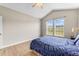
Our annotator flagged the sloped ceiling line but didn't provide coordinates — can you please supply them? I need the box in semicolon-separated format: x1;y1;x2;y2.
0;3;79;19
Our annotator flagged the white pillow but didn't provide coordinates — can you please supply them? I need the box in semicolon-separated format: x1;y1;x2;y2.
76;39;79;46
75;35;79;41
74;35;79;45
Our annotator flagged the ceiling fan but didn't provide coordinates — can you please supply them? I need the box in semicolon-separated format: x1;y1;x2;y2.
32;3;44;8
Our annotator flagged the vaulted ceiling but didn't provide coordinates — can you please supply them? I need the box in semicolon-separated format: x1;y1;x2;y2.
0;3;79;19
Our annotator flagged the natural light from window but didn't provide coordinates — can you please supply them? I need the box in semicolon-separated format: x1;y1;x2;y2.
46;18;64;37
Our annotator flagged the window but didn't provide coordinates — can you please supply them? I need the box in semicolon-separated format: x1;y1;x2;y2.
46;18;64;37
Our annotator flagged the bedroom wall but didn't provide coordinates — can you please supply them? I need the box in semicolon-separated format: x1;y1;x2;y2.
0;6;40;46
76;9;79;28
75;9;79;35
41;9;78;38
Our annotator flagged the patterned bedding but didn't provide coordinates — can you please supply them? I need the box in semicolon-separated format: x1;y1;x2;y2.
30;36;79;56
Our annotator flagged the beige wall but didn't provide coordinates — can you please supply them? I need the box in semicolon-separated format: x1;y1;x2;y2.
76;9;79;27
41;9;78;38
0;6;40;46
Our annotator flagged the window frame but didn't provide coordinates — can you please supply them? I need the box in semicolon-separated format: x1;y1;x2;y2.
46;17;64;37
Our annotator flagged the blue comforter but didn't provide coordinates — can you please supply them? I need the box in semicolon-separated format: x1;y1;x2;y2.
30;36;79;56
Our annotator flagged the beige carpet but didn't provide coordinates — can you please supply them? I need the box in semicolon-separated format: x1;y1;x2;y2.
0;41;38;56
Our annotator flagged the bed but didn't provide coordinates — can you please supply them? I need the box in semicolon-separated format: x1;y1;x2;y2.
30;36;79;56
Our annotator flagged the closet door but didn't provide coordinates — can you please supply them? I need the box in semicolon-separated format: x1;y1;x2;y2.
0;16;3;46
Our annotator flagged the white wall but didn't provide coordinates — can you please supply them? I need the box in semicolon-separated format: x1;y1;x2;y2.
41;10;78;38
0;6;40;46
0;16;3;46
76;9;79;27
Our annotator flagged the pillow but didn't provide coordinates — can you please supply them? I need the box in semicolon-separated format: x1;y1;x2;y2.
74;35;79;45
75;38;79;46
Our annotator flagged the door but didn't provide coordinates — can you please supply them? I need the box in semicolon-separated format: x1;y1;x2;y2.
46;19;54;35
54;18;64;37
0;16;3;46
46;18;64;37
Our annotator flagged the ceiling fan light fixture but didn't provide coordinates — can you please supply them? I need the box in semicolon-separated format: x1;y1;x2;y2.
32;3;44;8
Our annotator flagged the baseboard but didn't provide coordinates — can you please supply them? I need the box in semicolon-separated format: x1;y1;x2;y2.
0;39;32;49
